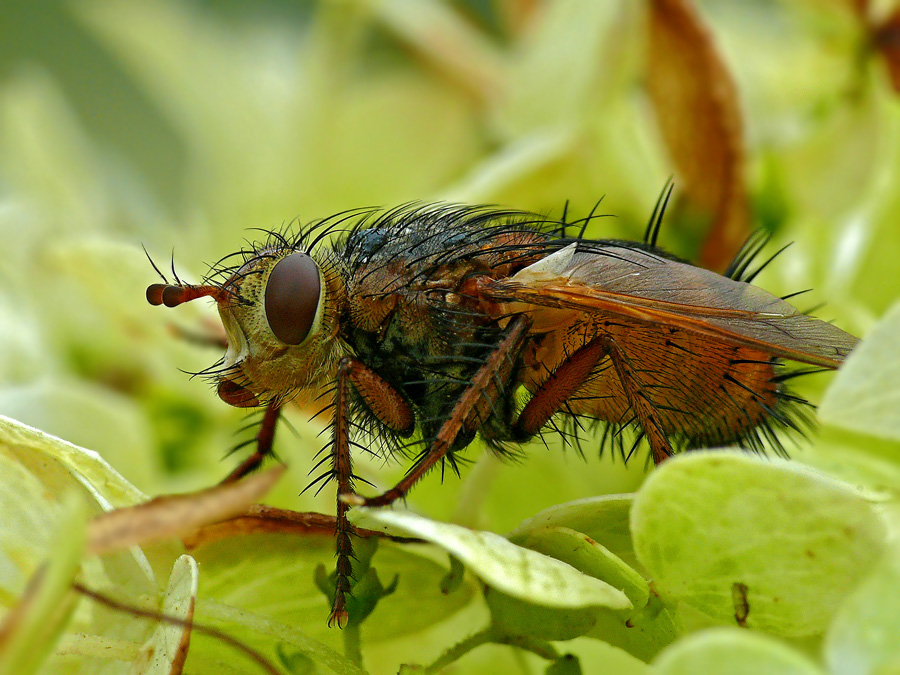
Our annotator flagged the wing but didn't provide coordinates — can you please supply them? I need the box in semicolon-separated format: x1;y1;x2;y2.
482;242;858;369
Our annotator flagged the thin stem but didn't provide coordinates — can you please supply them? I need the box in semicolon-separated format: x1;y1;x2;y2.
497;634;561;662
424;627;495;673
343;623;363;667
423;626;563;673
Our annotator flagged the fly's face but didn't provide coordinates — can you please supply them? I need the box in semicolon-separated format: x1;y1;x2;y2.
147;248;345;408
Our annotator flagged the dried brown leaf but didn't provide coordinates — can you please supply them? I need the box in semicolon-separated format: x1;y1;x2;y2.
646;0;749;271
182;505;338;548
872;8;900;92
183;504;420;549
87;467;285;556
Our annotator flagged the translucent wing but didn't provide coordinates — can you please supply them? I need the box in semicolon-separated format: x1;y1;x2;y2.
483;242;858;369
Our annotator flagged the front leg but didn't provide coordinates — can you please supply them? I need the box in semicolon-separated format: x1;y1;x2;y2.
328;357;416;627
328;359;355;627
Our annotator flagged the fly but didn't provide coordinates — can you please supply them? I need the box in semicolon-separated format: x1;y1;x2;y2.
146;194;858;627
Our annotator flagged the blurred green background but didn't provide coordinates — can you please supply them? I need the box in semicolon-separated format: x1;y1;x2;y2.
1;0;899;671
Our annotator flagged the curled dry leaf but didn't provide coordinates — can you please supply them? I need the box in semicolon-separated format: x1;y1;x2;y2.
182;505;339;548
87;467;285;556
182;504;420;549
871;7;900;93
646;0;749;271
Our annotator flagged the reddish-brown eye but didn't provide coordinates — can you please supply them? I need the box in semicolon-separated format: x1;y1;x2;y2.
264;252;321;345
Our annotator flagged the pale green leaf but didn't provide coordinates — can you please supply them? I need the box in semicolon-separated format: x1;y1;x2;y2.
0;416;181;674
0;451;66;599
0;418;156;608
820;301;900;442
585;595;678;663
191;531;474;645
511;526;647;609
824;545;900;675
653;628;824;675
0;492;86;675
631;451;886;636
136;555;198;675
0;414;145;509
506;517;676;661
506;494;637;569
353;508;630;610
487;526;648;642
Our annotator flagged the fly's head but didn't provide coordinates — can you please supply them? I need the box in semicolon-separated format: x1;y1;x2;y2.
147;247;345;408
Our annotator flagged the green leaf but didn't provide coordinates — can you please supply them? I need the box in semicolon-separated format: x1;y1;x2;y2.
485;590;602;642
507;494;638;570
353;508;631;611
631;451;887;636
585;593;678;663
0;413;145;509
314;538;399;629
545;653;582;675
137;555;199;675
486;524;645;642
511;527;648;609
824;545;900;675
0;492;86;675
187;600;365;675
439;554;466;595
191;530;474;646
510;519;676;661
275;645;317;675
0;415;201;673
820;301;900;442
653;628;824;675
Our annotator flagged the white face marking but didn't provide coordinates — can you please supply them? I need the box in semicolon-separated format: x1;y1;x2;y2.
219;308;250;368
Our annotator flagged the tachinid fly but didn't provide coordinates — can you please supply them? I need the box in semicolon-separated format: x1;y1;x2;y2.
146;197;858;626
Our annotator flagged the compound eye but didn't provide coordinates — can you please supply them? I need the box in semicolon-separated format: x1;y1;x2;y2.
264;252;321;345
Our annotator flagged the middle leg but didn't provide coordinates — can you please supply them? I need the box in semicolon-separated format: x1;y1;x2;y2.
351;316;531;508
